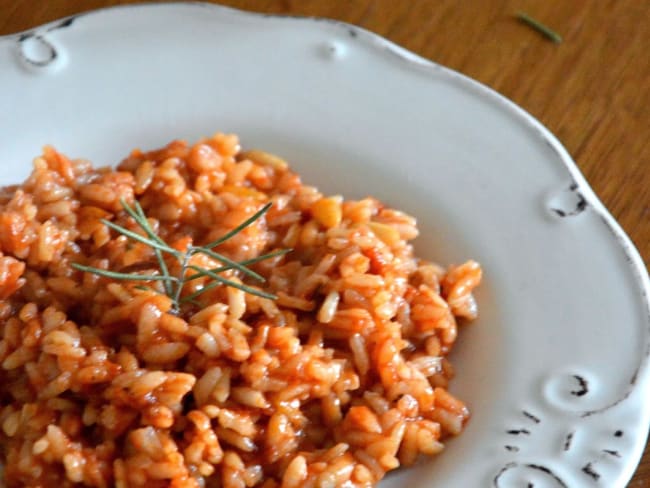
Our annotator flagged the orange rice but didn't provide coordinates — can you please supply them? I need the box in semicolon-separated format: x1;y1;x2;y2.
0;134;482;487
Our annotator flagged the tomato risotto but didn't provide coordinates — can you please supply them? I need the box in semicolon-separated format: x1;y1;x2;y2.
0;134;481;487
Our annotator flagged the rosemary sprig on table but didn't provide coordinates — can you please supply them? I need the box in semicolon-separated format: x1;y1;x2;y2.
72;199;289;312
516;12;563;44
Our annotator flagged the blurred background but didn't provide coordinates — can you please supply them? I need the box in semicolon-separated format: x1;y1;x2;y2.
1;0;649;485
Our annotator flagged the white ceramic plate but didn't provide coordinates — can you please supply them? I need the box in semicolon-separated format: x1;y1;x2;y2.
1;4;649;487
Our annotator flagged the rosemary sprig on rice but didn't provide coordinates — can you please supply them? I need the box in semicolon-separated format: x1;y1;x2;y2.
72;198;288;311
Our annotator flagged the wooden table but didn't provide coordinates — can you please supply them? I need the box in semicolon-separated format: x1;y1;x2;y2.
1;0;649;484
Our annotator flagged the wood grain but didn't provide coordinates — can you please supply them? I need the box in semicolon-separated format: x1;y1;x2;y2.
1;0;649;484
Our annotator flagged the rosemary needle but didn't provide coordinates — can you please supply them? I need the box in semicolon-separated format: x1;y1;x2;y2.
184;249;292;283
100;219;179;255
191;246;265;282
121;198;173;296
203;202;273;249
517;12;562;44
187;265;277;301
70;263;176;282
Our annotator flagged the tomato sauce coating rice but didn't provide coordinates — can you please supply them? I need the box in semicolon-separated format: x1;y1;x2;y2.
0;134;481;487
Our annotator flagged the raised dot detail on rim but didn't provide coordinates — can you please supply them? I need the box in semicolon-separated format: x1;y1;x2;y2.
319;41;347;60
